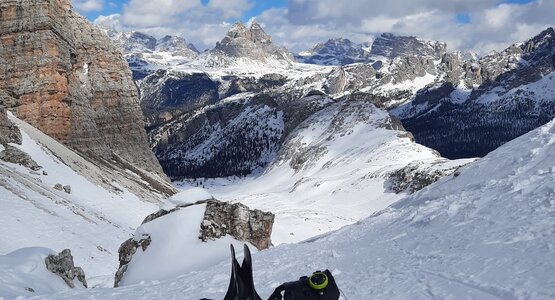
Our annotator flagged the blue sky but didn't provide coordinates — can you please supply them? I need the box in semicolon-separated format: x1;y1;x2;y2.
79;0;533;22
75;0;551;54
80;0;289;22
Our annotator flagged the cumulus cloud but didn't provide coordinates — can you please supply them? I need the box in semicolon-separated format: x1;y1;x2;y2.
93;0;555;55
73;0;104;12
261;0;555;54
94;0;255;51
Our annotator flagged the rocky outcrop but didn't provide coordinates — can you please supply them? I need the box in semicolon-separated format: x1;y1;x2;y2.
200;200;275;250
396;27;555;159
370;33;447;59
114;235;151;287
113;199;274;287
44;249;87;288
213;21;295;62
0;145;41;170
0;0;167;180
388;161;462;194
0;112;21;146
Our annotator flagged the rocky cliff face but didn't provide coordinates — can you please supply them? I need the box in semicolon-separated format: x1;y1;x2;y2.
0;0;167;180
395;28;555;158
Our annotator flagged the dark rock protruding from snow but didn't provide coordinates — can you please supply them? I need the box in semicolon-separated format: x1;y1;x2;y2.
44;249;87;289
0;145;41;171
114;199;274;287
0;91;22;145
114;236;151;287
200;200;275;251
388;161;465;193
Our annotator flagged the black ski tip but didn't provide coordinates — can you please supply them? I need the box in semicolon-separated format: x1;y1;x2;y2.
230;244;236;258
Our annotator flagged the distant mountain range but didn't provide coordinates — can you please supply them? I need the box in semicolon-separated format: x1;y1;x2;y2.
102;21;555;178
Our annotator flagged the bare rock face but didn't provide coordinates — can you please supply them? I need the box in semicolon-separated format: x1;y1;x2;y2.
213;21;295;62
114;235;151;287
199;200;275;251
0;0;166;179
371;33;447;59
0;112;21;145
388;161;466;194
44;249;87;288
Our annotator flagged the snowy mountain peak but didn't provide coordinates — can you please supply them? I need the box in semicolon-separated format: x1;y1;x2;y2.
371;33;447;59
117;31;158;53
212;21;294;62
155;35;199;57
296;37;372;65
248;20;272;44
520;26;554;54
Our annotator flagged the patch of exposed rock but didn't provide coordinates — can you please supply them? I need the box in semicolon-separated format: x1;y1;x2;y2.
114;235;151;287
44;249;87;288
114;199;274;287
0;145;41;170
0;91;21;145
371;33;447;59
199;200;274;250
388;161;464;194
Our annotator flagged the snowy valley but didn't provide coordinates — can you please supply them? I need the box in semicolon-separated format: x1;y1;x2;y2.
1;0;554;299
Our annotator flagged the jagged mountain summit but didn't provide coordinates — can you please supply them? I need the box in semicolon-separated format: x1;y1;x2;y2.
296;33;447;66
395;27;555;158
212;21;295;63
370;33;447;59
112;31;199;58
296;38;373;65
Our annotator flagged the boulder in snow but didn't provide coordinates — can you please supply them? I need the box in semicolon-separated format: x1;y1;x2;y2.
199;200;274;250
114;199;274;287
44;249;87;288
0;145;41;171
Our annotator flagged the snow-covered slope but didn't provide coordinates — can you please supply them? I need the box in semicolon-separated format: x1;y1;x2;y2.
0;248;86;298
33;110;555;300
0;115;164;288
185;99;471;245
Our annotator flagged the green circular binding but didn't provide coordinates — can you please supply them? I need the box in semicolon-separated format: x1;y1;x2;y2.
308;272;328;290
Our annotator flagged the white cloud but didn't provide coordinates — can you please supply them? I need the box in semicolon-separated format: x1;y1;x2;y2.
73;0;104;12
93;0;555;55
94;0;255;50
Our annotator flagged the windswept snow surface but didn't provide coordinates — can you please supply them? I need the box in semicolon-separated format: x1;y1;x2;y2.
34;118;555;300
161;187;213;210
